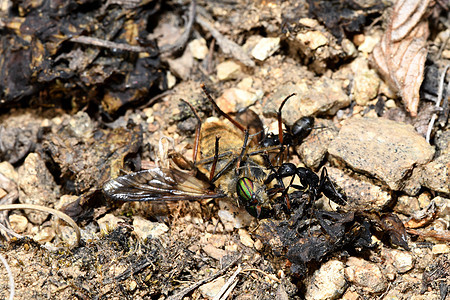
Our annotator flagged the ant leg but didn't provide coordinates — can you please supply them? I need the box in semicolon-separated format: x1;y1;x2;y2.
180;99;202;164
201;84;246;132
209;136;221;182
211;157;238;184
318;167;347;206
263;155;292;210
235;129;250;175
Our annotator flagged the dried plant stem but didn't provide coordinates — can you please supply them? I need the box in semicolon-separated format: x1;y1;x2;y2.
426;64;449;143
70;36;156;54
0;253;15;300
213;264;242;300
0;204;81;248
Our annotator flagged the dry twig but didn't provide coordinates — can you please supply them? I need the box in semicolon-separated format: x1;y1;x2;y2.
0;204;81;248
0;253;14;300
196;14;255;67
213;264;242;300
167;254;242;300
69;36;157;55
426;64;449;143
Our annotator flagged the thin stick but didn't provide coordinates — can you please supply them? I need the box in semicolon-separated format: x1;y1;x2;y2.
0;253;14;300
0;222;24;239
70;36;157;54
213;264;242;300
0;204;81;248
167;254;241;300
241;268;281;283
426;64;449;143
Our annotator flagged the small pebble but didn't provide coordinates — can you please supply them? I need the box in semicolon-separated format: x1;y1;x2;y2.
432;244;450;254
9;214;28;233
352;69;380;105
217;60;242;81
188;38;209;60
166;71;176;89
341;39;357;57
238;229;254;248
394;195;420;216
202;244;227;261
296;31;328;50
132;216;169;240
33;226;56;243
251;37;281;61
127;280;137;292
353;34;365;46
218;200;253;229
254;239;263;251
345;257;387;294
384;249;414;273
97;214;124;233
199;277;225;298
342;290;361;300
305;260;347;300
358;34;380;53
0;161;18;183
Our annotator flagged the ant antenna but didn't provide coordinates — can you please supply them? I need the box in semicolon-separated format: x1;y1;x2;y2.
277;93;297;145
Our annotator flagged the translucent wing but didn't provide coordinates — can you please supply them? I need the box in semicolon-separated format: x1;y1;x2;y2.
103;167;226;202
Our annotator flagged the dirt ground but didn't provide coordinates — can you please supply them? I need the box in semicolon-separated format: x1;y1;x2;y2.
0;0;449;299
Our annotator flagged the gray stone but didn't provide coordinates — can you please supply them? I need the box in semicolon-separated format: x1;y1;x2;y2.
305;260;347;300
326;167;392;210
421;153;449;195
18;153;60;224
264;78;350;125
352;69;380;106
328;117;435;191
296;119;338;169
345;257;387;294
132;216;169;240
251;37;280;61
217;60;242;81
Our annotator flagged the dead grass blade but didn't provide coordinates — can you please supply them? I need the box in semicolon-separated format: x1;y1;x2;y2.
0;204;81;248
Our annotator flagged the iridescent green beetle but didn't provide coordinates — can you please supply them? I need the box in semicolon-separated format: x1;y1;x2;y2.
236;177;273;219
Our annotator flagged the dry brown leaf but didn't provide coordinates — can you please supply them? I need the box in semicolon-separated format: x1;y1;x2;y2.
372;0;431;117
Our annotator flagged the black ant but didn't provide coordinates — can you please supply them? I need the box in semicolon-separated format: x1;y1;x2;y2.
264;161;347;213
260;93;314;148
259;94;315;163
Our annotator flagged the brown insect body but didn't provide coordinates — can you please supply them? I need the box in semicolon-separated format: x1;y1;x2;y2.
103;87;276;218
195;116;270;209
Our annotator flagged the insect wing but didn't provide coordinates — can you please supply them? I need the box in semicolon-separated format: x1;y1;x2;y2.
103;168;225;202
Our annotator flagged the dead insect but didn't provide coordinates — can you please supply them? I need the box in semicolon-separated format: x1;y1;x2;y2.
103;84;278;219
